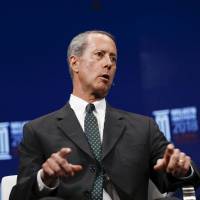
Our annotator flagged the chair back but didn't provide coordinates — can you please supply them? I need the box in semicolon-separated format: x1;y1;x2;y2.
182;186;196;200
1;175;17;200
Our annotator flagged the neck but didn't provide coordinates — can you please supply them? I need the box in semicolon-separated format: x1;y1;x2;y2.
72;77;107;103
72;90;104;103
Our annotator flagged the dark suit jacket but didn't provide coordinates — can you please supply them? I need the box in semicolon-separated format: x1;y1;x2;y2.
10;104;200;200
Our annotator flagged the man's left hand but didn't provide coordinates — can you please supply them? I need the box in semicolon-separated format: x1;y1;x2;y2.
154;144;191;177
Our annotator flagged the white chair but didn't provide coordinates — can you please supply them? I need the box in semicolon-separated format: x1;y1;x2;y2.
1;175;17;200
148;180;167;200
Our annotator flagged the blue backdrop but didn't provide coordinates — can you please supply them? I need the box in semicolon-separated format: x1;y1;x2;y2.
0;0;200;198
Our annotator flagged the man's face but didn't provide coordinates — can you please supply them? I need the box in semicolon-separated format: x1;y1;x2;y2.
73;33;117;98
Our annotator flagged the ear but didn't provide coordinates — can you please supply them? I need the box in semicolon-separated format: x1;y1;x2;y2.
69;55;79;74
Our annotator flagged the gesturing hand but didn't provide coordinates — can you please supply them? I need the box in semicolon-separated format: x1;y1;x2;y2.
41;148;82;186
154;144;191;177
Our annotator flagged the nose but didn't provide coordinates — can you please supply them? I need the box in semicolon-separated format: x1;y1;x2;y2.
103;55;113;70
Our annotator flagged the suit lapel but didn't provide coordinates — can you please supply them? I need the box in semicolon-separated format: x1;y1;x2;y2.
55;103;125;160
56;104;94;159
102;106;125;160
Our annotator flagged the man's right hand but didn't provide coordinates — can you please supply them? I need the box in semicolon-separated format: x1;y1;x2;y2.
41;148;82;187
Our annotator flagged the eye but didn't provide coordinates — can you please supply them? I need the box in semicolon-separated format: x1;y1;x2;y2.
95;51;104;58
110;55;117;63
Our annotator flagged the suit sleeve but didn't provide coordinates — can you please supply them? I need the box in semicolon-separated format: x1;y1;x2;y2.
9;123;57;200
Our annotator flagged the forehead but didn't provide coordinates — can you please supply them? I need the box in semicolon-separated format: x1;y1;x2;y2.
85;33;117;54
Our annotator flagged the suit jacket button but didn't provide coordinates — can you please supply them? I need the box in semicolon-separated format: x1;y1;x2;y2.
89;165;96;173
105;174;111;182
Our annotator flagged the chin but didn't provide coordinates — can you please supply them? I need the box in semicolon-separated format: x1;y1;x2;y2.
93;86;110;99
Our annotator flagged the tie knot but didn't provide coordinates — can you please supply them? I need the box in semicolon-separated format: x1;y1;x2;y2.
85;103;95;113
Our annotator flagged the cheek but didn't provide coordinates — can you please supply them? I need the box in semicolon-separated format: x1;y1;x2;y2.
85;61;98;73
83;69;98;83
79;62;94;77
110;68;116;79
87;65;101;77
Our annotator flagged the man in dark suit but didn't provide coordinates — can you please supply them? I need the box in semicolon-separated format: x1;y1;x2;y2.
10;30;200;200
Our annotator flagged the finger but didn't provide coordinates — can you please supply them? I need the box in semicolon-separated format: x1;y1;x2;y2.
166;148;180;173
171;152;185;177
172;161;188;177
42;162;56;177
54;155;82;176
53;151;82;176
58;148;72;158
68;164;76;176
61;162;83;176
51;153;71;176
71;164;83;172
154;144;175;172
163;144;175;165
168;152;192;177
46;157;63;176
51;152;74;176
177;152;186;168
182;156;191;175
154;158;165;171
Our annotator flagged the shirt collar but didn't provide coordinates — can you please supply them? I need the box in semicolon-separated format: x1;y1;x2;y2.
69;94;106;114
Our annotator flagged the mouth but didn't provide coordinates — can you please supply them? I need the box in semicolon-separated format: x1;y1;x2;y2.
99;74;110;81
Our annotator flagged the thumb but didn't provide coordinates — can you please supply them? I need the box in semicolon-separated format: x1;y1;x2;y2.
154;158;166;171
154;144;174;171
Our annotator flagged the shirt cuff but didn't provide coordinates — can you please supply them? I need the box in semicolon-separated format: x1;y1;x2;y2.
37;169;60;191
178;165;194;180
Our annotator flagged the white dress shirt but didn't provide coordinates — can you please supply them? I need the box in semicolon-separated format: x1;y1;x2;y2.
69;94;106;141
37;94;112;200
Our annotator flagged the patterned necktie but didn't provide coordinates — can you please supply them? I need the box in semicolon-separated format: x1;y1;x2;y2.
84;103;103;200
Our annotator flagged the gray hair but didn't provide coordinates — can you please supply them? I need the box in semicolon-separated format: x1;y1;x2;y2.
67;30;116;78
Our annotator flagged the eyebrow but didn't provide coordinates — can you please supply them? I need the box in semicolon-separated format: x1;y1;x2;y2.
110;52;117;57
94;49;117;57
